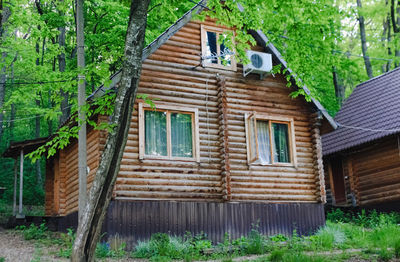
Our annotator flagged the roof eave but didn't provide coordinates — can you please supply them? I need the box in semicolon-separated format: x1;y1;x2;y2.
251;29;337;130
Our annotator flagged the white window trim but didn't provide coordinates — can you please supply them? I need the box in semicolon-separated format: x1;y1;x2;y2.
200;24;237;71
138;102;200;162
245;112;297;167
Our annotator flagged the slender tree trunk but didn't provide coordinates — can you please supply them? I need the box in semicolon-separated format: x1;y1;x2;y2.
10;103;15;136
332;66;345;106
76;0;87;223
357;0;373;78
71;0;150;260
0;53;5;140
0;2;10;141
58;24;70;124
35;99;42;185
48;90;53;135
8;48;15;139
382;2;391;73
387;15;392;71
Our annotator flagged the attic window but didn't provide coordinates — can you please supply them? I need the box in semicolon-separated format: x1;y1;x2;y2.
245;113;297;166
201;25;236;71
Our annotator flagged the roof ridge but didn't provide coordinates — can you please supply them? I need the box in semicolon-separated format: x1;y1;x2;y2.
335;67;400;120
356;67;400;88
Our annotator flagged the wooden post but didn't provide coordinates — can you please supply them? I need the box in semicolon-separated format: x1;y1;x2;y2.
13;158;17;216
17;149;25;218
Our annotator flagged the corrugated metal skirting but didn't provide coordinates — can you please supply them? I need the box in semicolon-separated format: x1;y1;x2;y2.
104;200;325;249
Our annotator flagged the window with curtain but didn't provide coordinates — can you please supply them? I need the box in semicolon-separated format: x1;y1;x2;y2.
139;103;199;162
245;113;295;166
201;25;236;70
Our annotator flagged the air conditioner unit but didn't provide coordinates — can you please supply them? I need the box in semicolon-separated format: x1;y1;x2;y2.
243;50;272;78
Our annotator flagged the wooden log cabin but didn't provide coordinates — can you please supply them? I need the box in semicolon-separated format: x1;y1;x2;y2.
322;68;400;211
44;2;337;246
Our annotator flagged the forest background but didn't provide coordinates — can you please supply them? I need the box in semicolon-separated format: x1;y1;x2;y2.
0;0;397;208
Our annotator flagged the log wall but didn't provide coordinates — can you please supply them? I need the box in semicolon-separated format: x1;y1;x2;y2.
46;18;325;216
325;135;400;207
45;125;101;216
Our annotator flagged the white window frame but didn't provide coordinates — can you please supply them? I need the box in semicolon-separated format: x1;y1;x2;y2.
138;102;200;162
245;112;297;167
200;24;237;71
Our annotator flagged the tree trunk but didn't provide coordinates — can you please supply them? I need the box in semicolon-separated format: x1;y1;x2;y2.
0;53;5;140
10;103;15;136
71;0;150;260
35;99;42;185
0;2;10;141
332;66;345;106
387;15;392;71
76;0;87;222
48;90;53;135
58;17;70;124
357;0;373;78
390;0;400;65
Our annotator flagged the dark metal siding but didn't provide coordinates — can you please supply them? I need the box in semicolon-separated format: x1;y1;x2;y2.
56;200;325;249
104;200;325;249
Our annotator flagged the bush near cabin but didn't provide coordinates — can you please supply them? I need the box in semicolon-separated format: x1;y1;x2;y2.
7;209;400;261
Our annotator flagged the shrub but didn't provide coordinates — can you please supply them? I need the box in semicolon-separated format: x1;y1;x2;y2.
327;208;349;223
17;223;48;240
314;223;346;249
243;226;265;254
96;243;111;258
270;234;287;242
108;234;127;258
94;235;127;258
133;233;193;260
134;240;157;258
395;239;400;258
268;248;285;262
58;228;76;258
378;248;392;262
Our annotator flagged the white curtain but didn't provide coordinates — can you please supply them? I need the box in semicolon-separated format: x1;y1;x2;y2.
257;120;271;164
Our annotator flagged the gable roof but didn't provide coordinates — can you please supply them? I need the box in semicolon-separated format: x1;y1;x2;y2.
322;67;400;156
92;0;336;129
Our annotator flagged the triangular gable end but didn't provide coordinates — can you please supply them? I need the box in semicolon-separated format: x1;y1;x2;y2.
92;0;336;131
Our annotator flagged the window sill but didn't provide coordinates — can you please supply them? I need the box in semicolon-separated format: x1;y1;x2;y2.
202;62;237;71
248;162;297;168
140;155;200;163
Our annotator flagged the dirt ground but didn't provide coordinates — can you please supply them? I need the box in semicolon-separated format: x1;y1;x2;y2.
0;227;149;261
0;227;70;262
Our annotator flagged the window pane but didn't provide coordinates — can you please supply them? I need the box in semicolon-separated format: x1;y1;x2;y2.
205;31;218;64
220;35;232;66
171;113;193;157
256;120;271;164
145;110;167;156
272;123;290;163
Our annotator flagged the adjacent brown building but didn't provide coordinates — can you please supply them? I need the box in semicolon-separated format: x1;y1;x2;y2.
44;3;336;246
322;68;400;210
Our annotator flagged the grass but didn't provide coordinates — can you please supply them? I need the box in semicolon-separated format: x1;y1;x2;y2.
0;199;44;224
8;209;400;261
